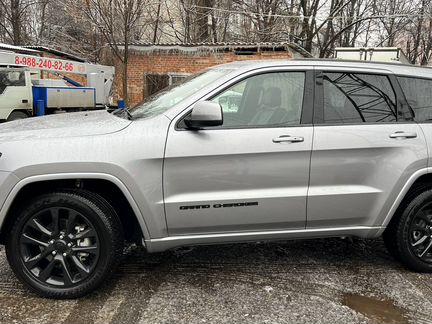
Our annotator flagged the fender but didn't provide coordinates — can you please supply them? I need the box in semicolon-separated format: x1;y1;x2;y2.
377;167;432;236
0;172;151;242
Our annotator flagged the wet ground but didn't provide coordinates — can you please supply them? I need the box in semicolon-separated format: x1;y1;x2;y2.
0;238;431;324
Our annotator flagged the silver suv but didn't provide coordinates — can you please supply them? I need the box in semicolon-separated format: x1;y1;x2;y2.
1;59;432;298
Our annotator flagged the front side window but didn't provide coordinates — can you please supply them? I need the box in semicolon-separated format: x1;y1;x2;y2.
211;72;305;128
322;72;397;124
0;70;25;95
397;76;432;122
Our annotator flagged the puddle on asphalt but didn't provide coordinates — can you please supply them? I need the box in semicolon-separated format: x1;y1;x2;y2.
342;293;408;323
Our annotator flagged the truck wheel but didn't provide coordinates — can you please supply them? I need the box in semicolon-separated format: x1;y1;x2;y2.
6;190;124;299
384;189;432;272
7;111;28;121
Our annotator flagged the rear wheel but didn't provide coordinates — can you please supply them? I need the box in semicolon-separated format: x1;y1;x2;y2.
6;190;124;298
384;189;432;272
7;111;28;121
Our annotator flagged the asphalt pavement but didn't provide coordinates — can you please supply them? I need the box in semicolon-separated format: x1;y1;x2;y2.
0;238;431;324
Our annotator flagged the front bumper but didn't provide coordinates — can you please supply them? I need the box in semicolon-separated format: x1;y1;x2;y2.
0;171;19;231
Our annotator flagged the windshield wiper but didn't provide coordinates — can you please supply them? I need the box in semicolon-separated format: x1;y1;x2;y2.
124;109;133;120
111;108;133;120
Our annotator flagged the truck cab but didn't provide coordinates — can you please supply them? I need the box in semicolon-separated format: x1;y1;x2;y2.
0;66;33;121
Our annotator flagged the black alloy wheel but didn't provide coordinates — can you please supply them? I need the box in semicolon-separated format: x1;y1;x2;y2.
408;205;432;262
384;189;432;272
20;206;100;287
6;190;124;298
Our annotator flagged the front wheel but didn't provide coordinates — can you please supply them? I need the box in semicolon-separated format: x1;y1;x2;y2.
6;190;124;298
384;189;432;272
7;111;28;121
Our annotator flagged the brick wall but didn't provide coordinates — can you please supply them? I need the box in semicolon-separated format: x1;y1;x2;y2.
114;49;293;106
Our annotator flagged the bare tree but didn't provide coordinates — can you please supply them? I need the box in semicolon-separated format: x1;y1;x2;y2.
317;0;377;57
1;0;432;66
0;0;35;44
400;0;432;64
80;0;146;105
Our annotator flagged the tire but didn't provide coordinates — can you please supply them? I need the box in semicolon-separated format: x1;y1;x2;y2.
383;189;432;272
6;190;124;298
7;111;28;121
383;221;400;261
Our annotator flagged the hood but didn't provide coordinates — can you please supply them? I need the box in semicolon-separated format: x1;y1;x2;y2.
0;110;132;143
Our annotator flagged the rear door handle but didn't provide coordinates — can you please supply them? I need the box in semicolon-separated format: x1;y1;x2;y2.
389;131;417;139
272;135;304;143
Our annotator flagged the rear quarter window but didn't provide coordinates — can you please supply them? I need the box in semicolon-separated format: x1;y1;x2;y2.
397;76;432;122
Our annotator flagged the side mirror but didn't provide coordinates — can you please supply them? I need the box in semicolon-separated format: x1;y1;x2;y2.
184;101;223;129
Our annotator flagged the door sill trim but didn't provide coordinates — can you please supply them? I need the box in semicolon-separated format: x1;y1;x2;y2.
145;226;383;252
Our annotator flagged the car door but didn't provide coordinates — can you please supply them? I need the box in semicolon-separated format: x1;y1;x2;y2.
163;68;314;235
307;68;428;228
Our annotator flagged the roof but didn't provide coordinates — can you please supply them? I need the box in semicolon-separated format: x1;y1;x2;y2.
0;42;88;62
23;46;87;62
0;43;39;55
122;41;313;58
213;58;432;78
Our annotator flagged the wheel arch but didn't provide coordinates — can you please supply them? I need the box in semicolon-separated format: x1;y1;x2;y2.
0;173;150;245
7;109;31;119
380;167;432;235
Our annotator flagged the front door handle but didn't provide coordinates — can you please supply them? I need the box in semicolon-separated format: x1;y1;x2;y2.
389;131;417;139
272;135;304;143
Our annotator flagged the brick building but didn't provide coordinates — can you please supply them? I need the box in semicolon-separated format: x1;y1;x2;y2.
114;42;312;106
0;42;312;107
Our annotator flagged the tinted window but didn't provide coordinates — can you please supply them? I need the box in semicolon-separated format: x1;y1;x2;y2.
212;72;305;127
323;73;397;124
397;76;432;122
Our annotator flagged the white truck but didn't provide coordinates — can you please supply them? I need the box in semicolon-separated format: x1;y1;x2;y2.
0;50;115;121
334;47;410;64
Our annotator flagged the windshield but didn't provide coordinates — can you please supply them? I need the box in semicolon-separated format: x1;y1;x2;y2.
129;68;234;119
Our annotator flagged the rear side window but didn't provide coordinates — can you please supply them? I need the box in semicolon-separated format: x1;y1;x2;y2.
322;72;397;124
397;77;432;122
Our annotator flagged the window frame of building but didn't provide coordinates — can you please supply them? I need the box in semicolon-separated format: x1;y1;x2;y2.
143;72;190;99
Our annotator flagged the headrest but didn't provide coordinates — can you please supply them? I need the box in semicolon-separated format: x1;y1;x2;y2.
261;87;282;107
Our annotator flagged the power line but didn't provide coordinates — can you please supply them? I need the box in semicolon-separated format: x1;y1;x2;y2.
190;4;432;21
